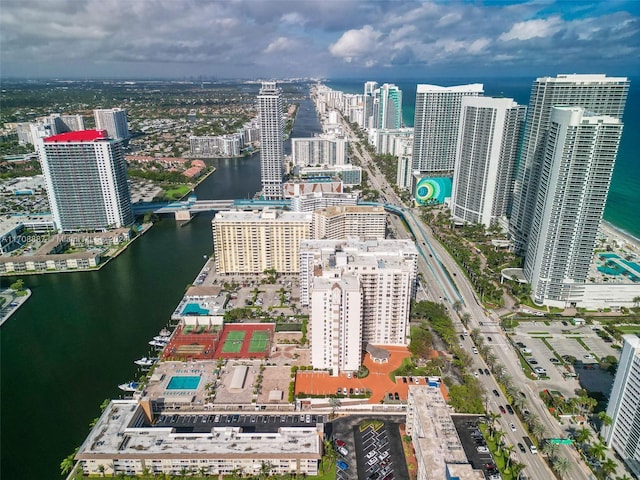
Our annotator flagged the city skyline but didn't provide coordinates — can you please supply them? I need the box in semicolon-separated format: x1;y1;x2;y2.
1;1;639;80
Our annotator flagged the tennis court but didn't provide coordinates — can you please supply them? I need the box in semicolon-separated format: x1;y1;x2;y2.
248;330;270;353
221;330;246;353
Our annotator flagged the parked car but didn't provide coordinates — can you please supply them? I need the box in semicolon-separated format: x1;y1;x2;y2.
335;439;346;447
337;460;348;471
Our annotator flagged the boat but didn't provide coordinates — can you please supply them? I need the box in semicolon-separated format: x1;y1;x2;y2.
118;381;139;392
152;336;169;343
149;340;168;348
134;357;157;367
158;328;171;337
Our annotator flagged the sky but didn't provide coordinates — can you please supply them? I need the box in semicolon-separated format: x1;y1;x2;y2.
1;0;639;80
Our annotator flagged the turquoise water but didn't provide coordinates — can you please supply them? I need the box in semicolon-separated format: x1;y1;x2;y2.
182;303;209;315
597;253;640;280
326;77;640;240
166;376;201;390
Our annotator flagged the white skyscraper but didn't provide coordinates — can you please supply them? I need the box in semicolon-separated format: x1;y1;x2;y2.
412;83;483;174
603;335;640;477
363;81;378;130
38;130;133;232
258;82;284;200
93;108;129;140
374;83;403;130
510;74;629;252
524;107;623;307
451;97;525;228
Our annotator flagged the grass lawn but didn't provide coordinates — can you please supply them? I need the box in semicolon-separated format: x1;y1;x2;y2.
164;184;191;200
617;325;640;334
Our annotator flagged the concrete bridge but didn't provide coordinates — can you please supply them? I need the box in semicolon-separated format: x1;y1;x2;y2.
131;197;291;220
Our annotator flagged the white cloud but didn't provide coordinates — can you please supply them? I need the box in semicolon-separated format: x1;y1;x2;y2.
265;37;294;54
499;17;563;41
329;25;381;62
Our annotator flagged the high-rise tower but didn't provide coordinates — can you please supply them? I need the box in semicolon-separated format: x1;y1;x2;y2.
258;81;284;200
451;96;525;228
38;130;133;232
374;83;403;130
93;108;130;140
523;107;623;307
363;81;378;130
509;74;629;252
412;83;483;174
603;335;640;478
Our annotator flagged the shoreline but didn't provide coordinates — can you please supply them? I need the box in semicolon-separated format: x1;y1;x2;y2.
601;220;640;254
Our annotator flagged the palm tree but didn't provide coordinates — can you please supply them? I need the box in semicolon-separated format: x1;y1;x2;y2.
542;441;560;461
98;464;106;477
328;397;341;417
598;411;613;431
600;458;618;479
511;462;526;480
531;421;547;441
589;440;608;461
503;444;516;471
493;429;506;453
453;300;463;314
485;352;497;369
575;426;592;445
461;312;471;326
59;453;75;476
259;461;273;480
552;456;572;478
487;412;501;435
632;296;640;308
616;475;632;480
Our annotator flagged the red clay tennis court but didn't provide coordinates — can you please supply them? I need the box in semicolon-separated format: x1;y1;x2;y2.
214;323;275;359
161;324;220;361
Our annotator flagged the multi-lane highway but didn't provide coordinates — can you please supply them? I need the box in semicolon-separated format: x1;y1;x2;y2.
340;115;592;480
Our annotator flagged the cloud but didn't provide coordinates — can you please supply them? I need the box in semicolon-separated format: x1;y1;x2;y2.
329;25;382;63
499;17;563;41
0;0;637;79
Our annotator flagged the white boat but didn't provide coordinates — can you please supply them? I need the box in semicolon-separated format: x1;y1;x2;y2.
118;381;139;392
152;336;169;343
149;340;168;348
134;357;157;367
158;328;171;337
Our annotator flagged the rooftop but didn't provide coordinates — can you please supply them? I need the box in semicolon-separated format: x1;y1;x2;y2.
44;129;108;143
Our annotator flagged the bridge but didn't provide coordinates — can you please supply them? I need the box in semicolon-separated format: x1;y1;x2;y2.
131;197;291;219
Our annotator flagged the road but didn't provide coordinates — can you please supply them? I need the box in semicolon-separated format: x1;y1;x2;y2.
339;115;592;480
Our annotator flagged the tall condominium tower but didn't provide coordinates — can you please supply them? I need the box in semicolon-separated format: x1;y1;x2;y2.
38;130;133;232
363;81;378;130
603;335;640;477
93;108;130;140
523;107;623;307
451;97;526;228
510;74;629;252
374;83;403;130
258;82;285;200
412;83;483;174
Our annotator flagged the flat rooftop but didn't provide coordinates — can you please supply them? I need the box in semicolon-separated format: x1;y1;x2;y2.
76;400;322;460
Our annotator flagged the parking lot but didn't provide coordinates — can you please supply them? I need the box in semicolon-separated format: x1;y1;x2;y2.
154;412;326;433
452;415;502;480
329;416;408;480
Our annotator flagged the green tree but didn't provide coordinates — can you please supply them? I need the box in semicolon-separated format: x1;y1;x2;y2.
10;279;24;292
589;440;608;461
575;426;592;445
60;453;75;476
632;296;640;308
542;441;560;461
598;411;613;430
600;458;617;479
552;456;572;478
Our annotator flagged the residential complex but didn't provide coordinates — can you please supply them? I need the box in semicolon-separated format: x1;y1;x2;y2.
407;386;484;480
412;83;484;174
190;133;244;157
211;208;312;274
75;400;322;477
312;205;386;240
93;108;130;140
301;239;417;373
290;192;358;212
523;107;623;307
451;96;526;228
291;136;348;166
603;335;640;478
258;82;285;199
37;130;134;232
296;164;362;186
510;74;629;253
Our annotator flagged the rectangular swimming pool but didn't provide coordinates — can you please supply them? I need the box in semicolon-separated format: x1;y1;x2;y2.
182;303;209;315
166;376;201;390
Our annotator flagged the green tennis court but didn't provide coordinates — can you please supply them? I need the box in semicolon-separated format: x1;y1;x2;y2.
248;330;270;353
222;331;246;353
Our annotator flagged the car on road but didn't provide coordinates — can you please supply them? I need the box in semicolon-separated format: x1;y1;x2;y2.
472;347;478;354
518;443;526;453
499;406;506;414
487;336;492;342
584;354;594;359
510;423;516;431
477;446;490;453
506;404;514;414
529;359;538;365
493;389;500;397
484;368;490;375
478;368;484;375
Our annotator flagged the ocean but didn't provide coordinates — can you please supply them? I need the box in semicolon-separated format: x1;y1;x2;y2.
325;77;640;240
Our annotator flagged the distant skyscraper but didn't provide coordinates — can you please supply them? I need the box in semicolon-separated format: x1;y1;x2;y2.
258;81;285;200
93;108;129;140
523;107;623;307
451;97;525;228
38;130;133;232
510;74;629;252
412;83;483;174
363;81;378;129
374;83;403;130
603;335;640;477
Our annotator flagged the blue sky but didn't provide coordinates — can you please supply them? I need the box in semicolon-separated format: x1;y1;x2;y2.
1;0;638;79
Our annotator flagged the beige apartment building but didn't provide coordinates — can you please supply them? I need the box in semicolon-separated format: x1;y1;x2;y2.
312;205;386;240
211;208;312;274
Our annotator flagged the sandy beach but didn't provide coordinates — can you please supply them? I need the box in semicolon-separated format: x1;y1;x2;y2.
601;220;640;254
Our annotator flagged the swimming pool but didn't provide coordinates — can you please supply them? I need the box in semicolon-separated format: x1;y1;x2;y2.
166;376;201;390
182;303;209;315
598;253;640;281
